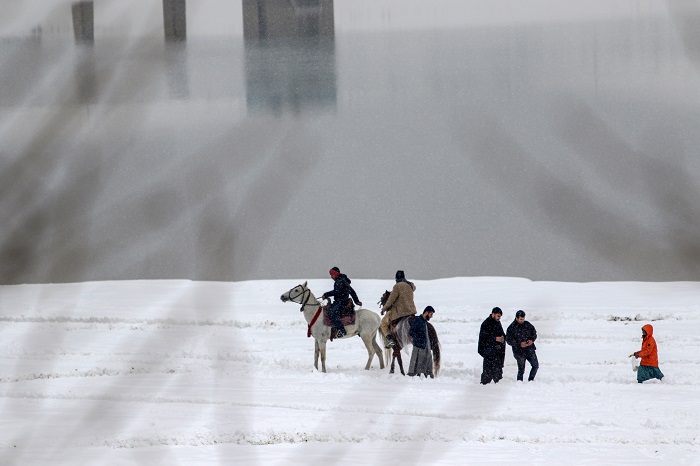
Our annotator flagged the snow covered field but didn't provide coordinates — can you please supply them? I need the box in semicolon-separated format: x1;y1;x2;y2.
1;278;699;464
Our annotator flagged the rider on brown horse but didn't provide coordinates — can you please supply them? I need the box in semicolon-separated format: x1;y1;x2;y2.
380;270;417;347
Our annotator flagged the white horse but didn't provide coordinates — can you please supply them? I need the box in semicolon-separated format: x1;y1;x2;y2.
280;282;385;373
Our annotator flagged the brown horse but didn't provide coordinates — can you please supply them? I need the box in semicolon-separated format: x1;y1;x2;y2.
379;290;441;376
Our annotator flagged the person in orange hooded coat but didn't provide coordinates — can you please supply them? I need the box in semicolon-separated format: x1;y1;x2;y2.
633;324;664;383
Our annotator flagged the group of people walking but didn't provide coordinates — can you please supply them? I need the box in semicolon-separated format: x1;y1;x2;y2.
322;267;664;384
478;307;538;384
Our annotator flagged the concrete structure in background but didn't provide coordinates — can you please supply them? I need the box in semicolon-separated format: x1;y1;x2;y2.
163;0;186;42
2;1;700;284
242;0;334;40
242;0;336;113
70;0;187;43
71;1;94;43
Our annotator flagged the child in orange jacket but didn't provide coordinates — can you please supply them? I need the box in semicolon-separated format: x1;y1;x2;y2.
633;324;664;383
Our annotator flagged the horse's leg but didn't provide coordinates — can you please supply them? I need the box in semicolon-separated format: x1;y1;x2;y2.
361;333;375;370
314;339;320;371
383;330;394;370
372;337;385;370
318;339;327;373
361;330;385;370
386;339;395;372
394;346;405;376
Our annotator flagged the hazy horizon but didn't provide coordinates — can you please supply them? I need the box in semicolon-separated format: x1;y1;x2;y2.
1;0;699;284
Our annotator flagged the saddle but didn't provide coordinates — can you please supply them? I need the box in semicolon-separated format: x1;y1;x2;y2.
322;298;356;327
390;315;413;329
389;315;415;347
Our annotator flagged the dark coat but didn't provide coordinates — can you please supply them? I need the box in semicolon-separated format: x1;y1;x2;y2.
506;320;538;356
478;315;506;359
409;315;429;349
323;273;360;305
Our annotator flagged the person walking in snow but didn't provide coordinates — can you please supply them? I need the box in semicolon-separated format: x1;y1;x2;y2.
632;324;664;383
408;306;435;378
478;307;506;384
321;267;362;339
380;270;417;348
505;310;539;382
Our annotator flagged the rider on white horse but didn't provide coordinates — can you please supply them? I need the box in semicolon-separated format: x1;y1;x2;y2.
322;267;362;339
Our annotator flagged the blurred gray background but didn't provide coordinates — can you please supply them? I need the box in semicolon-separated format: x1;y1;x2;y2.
1;0;699;284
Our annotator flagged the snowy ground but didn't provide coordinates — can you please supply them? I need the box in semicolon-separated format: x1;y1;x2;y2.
1;278;699;464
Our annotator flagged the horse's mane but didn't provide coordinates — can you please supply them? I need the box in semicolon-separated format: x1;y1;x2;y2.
427;322;440;377
379;290;390;307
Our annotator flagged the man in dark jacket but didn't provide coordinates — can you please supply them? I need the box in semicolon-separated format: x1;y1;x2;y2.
478;307;506;384
506;310;539;381
322;267;362;339
408;306;435;378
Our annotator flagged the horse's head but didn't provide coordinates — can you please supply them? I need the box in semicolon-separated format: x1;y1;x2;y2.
379;290;391;306
280;281;309;304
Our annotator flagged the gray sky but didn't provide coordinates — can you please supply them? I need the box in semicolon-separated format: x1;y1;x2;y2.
1;0;699;284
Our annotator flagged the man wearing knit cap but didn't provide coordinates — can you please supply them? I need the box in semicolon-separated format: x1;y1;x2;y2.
478;307;506;384
322;267;362;339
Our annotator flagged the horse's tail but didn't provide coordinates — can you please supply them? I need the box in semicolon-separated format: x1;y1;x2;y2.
391;316;413;356
427;322;441;377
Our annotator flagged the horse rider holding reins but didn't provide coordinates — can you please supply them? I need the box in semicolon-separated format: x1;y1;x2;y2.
322;267;362;339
